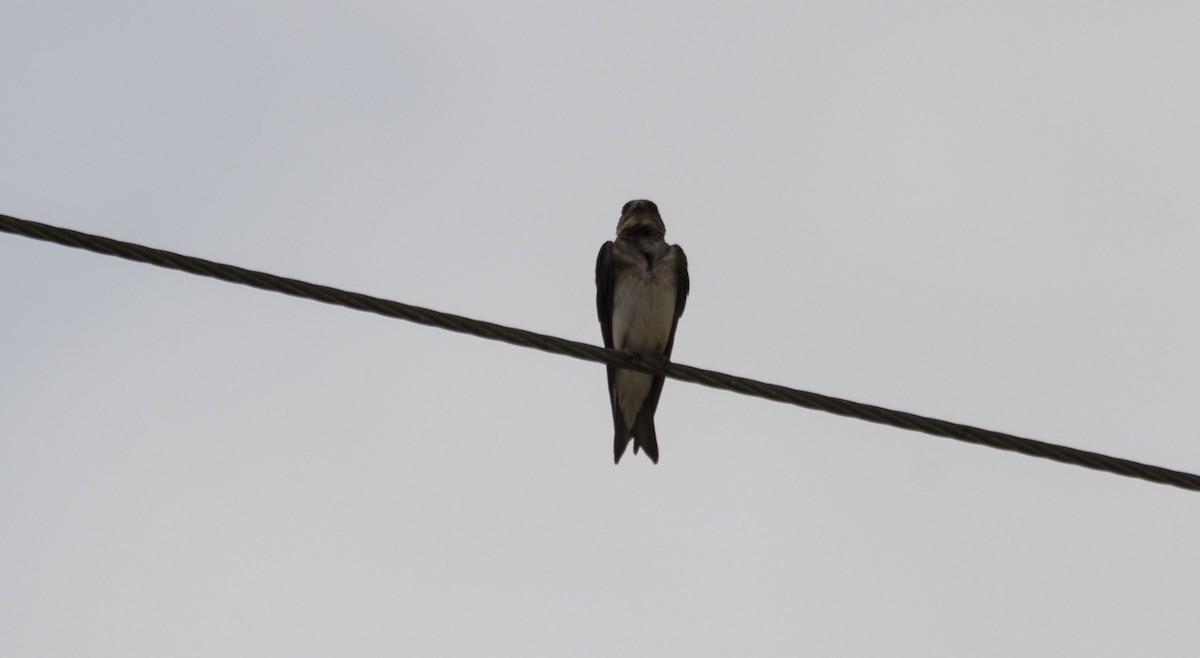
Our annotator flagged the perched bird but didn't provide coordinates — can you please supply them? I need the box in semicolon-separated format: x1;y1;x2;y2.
595;200;689;463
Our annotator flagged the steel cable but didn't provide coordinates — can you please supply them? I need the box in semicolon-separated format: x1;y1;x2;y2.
4;212;1198;492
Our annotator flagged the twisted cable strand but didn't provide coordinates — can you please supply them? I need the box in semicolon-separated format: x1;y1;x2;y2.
3;212;1197;492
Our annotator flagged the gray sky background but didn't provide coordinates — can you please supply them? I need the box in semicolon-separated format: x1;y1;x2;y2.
3;1;1200;656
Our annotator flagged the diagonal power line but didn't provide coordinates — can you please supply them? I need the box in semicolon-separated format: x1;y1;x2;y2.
3;211;1199;492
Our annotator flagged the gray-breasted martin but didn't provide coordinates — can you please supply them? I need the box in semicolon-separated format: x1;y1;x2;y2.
595;199;689;463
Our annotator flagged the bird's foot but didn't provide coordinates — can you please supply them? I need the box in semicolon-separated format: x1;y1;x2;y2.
644;350;669;368
619;348;668;370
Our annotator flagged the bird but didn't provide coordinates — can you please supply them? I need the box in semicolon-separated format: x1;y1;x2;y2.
595;199;689;463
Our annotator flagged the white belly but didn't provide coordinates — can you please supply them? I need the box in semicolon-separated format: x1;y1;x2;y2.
614;369;653;426
610;265;677;427
611;272;676;354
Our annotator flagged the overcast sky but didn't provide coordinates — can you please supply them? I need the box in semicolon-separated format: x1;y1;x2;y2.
3;2;1200;656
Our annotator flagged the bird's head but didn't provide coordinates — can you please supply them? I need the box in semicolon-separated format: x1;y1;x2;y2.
616;199;665;240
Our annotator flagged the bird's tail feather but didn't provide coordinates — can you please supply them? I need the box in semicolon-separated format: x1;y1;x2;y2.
613;429;633;464
632;414;659;464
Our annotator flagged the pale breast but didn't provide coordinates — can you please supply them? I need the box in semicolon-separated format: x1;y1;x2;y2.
610;248;679;354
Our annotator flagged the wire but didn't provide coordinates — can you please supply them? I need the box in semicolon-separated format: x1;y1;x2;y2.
3;211;1198;492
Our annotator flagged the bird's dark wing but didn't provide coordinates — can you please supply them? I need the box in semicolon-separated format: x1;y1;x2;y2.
596;241;630;462
663;244;689;359
595;241;615;349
